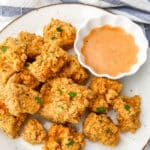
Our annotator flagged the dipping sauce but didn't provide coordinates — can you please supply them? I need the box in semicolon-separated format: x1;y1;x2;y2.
81;25;139;76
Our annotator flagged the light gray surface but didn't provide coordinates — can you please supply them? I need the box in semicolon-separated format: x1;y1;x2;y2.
0;1;150;150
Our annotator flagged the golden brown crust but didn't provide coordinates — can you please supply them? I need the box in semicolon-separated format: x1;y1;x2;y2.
89;77;122;104
43;124;85;150
0;37;27;71
59;55;89;84
39;77;94;124
0;37;27;85
43;18;76;50
18;31;44;59
83;113;120;146
113;95;141;133
7;69;40;89
22;119;46;144
0;100;27;138
1;83;41;116
88;95;109;113
28;44;69;82
0;63;15;85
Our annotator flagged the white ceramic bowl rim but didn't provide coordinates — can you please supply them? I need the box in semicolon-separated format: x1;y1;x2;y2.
74;14;149;79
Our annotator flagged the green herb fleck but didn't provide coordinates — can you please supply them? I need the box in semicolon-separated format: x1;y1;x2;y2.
96;107;106;113
66;139;75;146
24;62;30;68
106;128;111;133
124;104;130;111
40;60;44;65
58;88;63;95
68;91;77;97
59;105;64;110
35;96;42;105
56;27;62;32
1;46;7;53
51;36;56;40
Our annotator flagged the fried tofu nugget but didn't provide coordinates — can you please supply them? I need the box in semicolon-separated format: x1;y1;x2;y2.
0;100;26;138
113;95;141;133
28;44;69;82
59;55;89;84
18;32;44;59
2;83;42;116
22;119;46;144
7;69;40;89
83;113;120;146
0;63;15;85
43;124;85;150
43;18;76;50
0;37;27;71
39;78;94;124
89;77;122;104
88;95;109;114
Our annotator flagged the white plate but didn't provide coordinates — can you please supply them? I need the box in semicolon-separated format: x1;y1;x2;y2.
74;14;148;79
0;3;149;150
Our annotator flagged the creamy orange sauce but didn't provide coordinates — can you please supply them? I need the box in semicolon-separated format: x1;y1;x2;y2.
81;25;139;76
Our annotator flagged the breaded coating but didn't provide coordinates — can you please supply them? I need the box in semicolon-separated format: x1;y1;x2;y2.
113;95;141;133
22;119;46;144
0;100;26;138
59;55;89;84
2;83;42;116
0;62;15;85
83;113;120;146
39;78;94;124
18;32;44;59
89;77;122;104
43;18;76;50
7;69;40;89
28;44;69;82
43;124;85;150
0;37;27;84
88;95;109;114
0;37;27;71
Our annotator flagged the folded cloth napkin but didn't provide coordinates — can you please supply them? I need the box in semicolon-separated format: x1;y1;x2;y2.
0;0;150;44
0;0;150;148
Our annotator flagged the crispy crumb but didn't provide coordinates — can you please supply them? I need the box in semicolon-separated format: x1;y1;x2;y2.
83;113;120;146
0;100;27;138
39;77;94;124
113;95;141;133
28;44;69;82
43;124;85;150
59;55;89;84
22;119;46;144
43;18;76;50
89;77;122;104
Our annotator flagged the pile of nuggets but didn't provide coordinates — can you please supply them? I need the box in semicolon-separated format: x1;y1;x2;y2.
0;18;141;149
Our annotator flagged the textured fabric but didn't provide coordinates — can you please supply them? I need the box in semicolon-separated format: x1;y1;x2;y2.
0;0;149;149
0;0;150;44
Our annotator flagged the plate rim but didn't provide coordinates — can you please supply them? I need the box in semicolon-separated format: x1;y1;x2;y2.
0;2;149;149
0;3;110;34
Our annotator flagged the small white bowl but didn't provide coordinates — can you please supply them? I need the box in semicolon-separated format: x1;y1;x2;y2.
74;14;148;79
